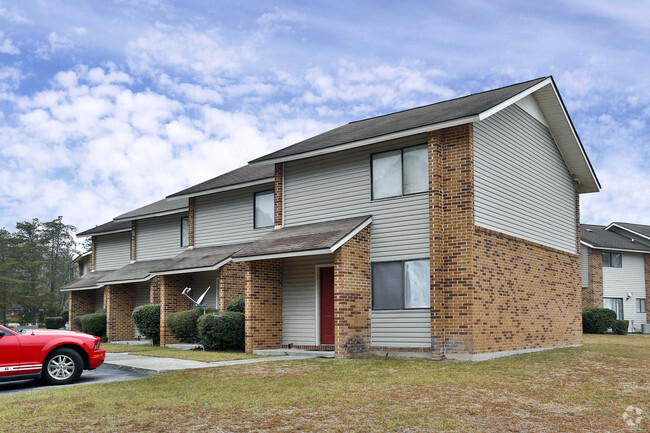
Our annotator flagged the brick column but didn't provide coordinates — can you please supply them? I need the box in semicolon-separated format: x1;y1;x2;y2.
69;290;95;331
585;248;603;308
105;284;136;342
244;259;283;352
219;262;246;310
645;255;650;324
333;225;371;359
188;197;195;247
130;222;136;261
149;275;162;304
274;163;284;228
160;274;193;346
90;238;96;272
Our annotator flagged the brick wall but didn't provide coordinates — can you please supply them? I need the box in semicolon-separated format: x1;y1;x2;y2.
333;225;371;359
90;238;96;272
645;255;650;324
585;247;603;308
130;222;136;261
150;275;162;304
219;261;246;310
104;284;136;341
244;259;282;352
160;274;193;346
188;197;195;247
274;163;284;228
69;290;95;331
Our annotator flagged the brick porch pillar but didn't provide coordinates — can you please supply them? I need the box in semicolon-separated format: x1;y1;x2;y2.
69;290;95;331
219;262;246;310
159;274;193;346
150;275;162;304
105;284;136;342
586;248;603;308
244;259;283;352
333;225;371;359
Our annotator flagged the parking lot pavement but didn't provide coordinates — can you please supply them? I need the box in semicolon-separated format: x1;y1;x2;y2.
0;366;148;395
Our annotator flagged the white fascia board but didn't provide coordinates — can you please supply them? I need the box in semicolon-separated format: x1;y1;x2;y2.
76;228;131;238
477;78;552;121
579;241;650;254
151;258;232;276
167;178;275;201
604;223;650;242
113;207;188;223
60;285;103;292
232;248;333;262
248;116;479;166
329;217;373;252
97;276;153;285
71;251;92;264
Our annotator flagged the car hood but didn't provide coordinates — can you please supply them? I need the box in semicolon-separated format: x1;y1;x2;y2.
21;329;98;339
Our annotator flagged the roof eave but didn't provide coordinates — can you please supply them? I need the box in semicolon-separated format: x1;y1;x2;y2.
151;257;232;276
580;240;650;254
167;177;275;200
76;228;131;238
605;223;650;243
113;207;188;223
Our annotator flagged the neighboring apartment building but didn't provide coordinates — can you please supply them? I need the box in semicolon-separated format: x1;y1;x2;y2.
62;76;600;360
581;223;650;332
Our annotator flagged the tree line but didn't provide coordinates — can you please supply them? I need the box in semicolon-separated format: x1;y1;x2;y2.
0;217;80;325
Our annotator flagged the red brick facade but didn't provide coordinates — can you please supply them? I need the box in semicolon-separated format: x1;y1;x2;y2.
69;290;95;331
584;247;604;308
188;197;195;247
274;163;284;228
150;275;162;304
219;262;246;310
333;226;371;359
104;284;136;341
244;259;283;352
130;222;137;261
159;274;193;346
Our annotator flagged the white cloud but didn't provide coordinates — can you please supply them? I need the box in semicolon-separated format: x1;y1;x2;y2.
0;7;29;23
0;32;19;54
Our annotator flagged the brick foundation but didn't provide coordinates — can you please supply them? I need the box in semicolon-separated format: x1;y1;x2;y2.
160;274;193;346
584;247;603;308
219;261;246;310
333;225;371;359
105;284;136;341
244;259;283;352
69;290;95;331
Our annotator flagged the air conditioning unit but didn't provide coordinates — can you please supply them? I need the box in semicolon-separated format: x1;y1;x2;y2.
642;324;650;334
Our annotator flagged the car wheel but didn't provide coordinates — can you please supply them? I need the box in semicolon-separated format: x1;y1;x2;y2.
42;348;83;385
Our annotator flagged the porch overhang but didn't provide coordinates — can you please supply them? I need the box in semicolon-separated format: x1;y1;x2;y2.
97;259;170;285
150;243;250;276
59;270;114;292
232;216;372;262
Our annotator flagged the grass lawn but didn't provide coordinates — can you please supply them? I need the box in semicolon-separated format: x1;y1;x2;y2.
103;343;262;362
1;334;648;432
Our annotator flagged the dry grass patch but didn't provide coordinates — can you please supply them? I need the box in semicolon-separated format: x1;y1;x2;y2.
1;335;648;432
103;343;262;362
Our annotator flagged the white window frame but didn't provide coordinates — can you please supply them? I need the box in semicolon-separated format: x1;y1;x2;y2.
371;259;430;310
637;298;646;314
254;190;274;228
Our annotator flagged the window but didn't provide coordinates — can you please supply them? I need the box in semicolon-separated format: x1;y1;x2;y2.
603;298;623;319
371;144;427;199
180;216;189;247
254;190;274;228
372;259;430;310
602;252;622;267
637;298;647;314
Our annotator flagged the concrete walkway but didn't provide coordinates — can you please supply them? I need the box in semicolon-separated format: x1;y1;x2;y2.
103;350;332;375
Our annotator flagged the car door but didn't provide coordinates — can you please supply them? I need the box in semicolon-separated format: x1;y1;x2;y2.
0;326;21;377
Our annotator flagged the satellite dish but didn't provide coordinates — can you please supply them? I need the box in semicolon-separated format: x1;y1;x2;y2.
182;287;191;295
196;286;210;306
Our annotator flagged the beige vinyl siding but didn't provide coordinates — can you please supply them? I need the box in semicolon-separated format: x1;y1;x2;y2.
603;252;647;326
282;254;333;346
283;136;429;262
191;270;220;310
371;310;431;348
474;104;577;253
136;214;188;261
194;184;274;248
94;232;131;271
581;247;589;287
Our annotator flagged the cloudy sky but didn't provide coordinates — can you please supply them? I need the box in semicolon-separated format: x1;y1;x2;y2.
0;0;649;234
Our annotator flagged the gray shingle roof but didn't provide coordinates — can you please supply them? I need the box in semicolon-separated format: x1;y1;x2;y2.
168;163;275;198
114;198;188;222
610;222;650;240
250;77;548;163
97;259;170;285
581;224;650;252
60;270;114;291
150;243;249;274
77;219;132;237
233;216;371;260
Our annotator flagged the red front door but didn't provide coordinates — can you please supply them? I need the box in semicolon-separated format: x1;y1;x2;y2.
319;267;335;345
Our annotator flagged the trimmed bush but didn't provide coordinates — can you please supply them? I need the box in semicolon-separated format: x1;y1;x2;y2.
80;312;107;339
167;307;217;343
71;315;82;331
197;311;245;351
132;304;160;345
582;307;617;334
44;316;65;329
225;296;245;313
613;320;629;335
60;310;69;322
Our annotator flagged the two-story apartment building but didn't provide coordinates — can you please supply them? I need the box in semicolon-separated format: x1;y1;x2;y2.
581;223;650;332
62;76;600;360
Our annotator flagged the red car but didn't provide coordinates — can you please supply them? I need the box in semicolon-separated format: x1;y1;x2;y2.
0;324;106;385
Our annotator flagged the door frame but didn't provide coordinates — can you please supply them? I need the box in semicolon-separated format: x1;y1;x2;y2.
314;263;334;345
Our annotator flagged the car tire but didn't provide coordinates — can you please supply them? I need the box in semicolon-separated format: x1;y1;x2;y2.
42;348;83;385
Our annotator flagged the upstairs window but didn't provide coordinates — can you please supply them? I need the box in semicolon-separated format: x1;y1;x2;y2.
602;252;622;268
372;259;430;310
180;216;189;247
254;190;274;228
371;144;427;199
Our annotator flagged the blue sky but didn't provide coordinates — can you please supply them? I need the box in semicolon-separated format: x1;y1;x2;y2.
1;0;649;233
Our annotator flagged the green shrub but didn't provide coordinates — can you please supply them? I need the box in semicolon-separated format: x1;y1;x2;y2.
71;315;82;331
197;312;245;350
225;296;245;313
132;304;161;345
80;312;107;339
582;307;617;334
613;320;629;335
167;307;217;343
60;310;69;322
44;317;65;329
